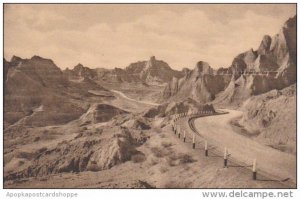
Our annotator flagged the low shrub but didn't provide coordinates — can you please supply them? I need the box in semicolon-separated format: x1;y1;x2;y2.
131;153;146;163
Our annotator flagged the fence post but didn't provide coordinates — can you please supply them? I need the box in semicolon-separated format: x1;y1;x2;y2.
253;159;257;180
178;128;181;138
192;134;196;149
224;147;228;167
205;140;208;156
183;131;186;142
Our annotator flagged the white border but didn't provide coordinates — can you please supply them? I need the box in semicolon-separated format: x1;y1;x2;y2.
0;1;299;199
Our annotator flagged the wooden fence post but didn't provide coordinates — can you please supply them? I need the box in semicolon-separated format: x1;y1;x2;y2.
253;159;257;180
192;134;196;149
224;147;228;167
205;140;208;156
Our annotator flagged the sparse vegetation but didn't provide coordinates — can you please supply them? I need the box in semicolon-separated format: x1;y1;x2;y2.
150;147;166;158
152;127;162;134
179;154;195;164
165;153;195;167
161;141;172;148
131;153;146;163
148;157;159;166
33;136;40;142
159;166;168;173
164;180;193;188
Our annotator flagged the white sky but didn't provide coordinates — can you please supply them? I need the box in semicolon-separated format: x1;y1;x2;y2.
4;4;296;70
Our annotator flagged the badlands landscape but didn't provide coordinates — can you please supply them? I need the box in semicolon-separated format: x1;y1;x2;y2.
3;15;296;188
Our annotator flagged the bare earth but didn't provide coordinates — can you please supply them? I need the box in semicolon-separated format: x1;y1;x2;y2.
193;109;296;185
4;91;294;188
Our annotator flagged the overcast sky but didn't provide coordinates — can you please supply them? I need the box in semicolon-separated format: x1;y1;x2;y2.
4;4;296;70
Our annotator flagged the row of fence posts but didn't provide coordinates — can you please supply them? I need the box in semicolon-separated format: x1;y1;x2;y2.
172;111;257;180
173;111;214;122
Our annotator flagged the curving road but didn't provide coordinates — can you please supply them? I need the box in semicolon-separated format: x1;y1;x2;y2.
111;89;160;106
192;109;296;183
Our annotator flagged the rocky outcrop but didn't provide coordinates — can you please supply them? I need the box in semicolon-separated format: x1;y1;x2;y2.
214;16;296;106
4;56;109;128
163;15;296;106
144;98;215;118
239;84;296;154
7;55;69;88
138;56;183;84
257;35;272;55
64;56;184;85
94;56;184;85
121;117;151;130
162;61;231;103
228;16;296;76
64;63;97;80
4;126;142;181
76;104;128;126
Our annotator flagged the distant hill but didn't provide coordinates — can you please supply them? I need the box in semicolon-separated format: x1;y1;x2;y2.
64;56;184;85
4;55;109;128
162;15;296;106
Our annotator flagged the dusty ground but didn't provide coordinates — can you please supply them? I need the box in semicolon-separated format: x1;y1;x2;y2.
4;86;294;188
4;120;292;188
99;82;163;104
239;85;296;154
192;110;296;186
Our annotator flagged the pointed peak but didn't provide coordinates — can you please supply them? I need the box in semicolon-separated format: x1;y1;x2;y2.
30;55;55;64
75;63;84;68
31;55;45;60
194;61;213;75
147;56;156;66
195;61;210;69
247;48;257;55
149;56;156;62
10;55;22;63
284;15;296;29
262;34;272;41
182;68;191;74
257;35;272;55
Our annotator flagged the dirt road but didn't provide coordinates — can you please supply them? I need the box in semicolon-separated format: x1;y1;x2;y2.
111;89;160;106
193;109;296;183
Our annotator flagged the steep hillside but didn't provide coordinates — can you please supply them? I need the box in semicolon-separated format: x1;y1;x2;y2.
162;61;231;103
214;15;296;106
64;63;97;80
163;15;296;106
78;56;184;85
144;97;215;118
238;84;296;154
4;56;109;128
137;56;183;84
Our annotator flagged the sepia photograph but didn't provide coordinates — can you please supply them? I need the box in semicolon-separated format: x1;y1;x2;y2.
2;3;297;189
